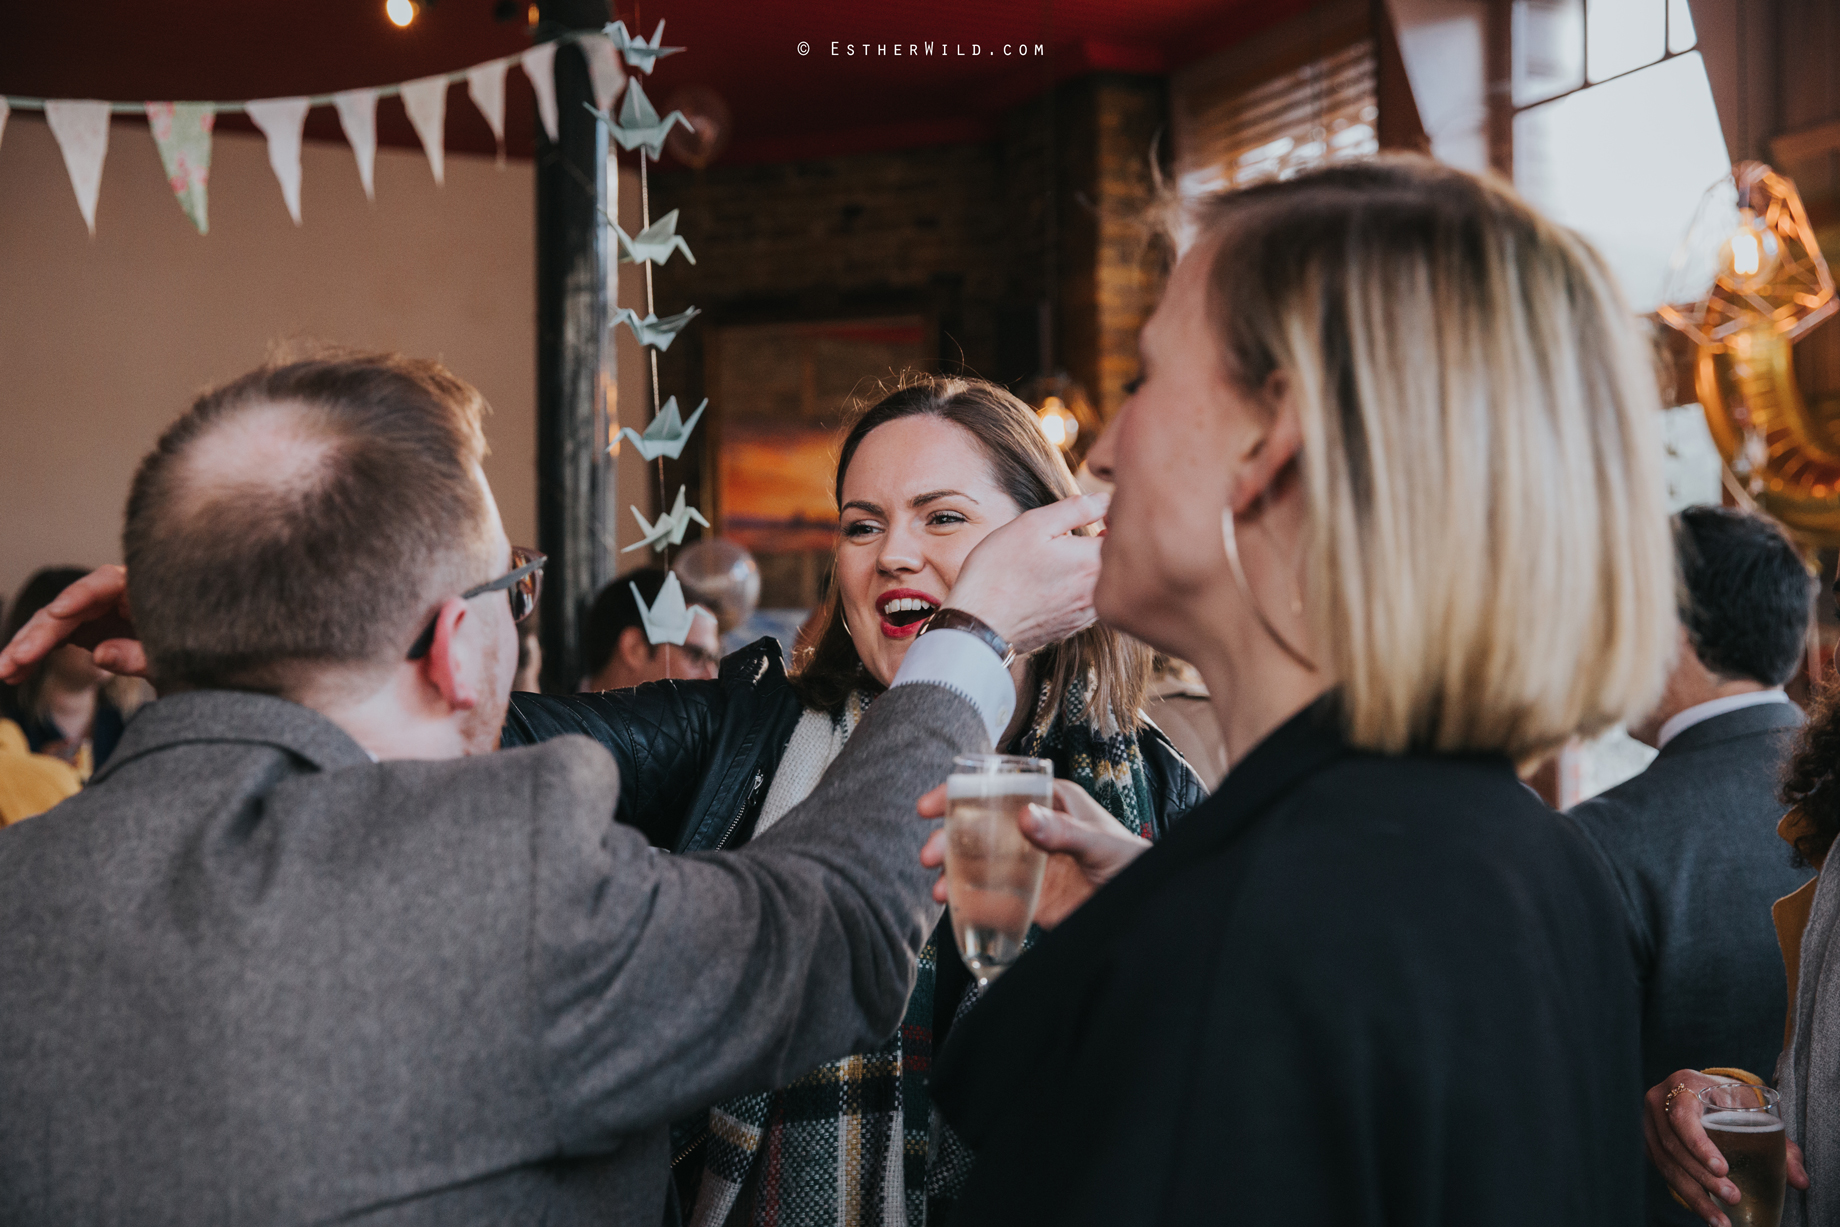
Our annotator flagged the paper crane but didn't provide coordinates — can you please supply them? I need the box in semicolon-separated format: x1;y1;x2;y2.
614;208;696;266
622;486;710;554
632;571;713;646
614;306;701;351
584;80;692;160
605;19;684;75
617;396;707;461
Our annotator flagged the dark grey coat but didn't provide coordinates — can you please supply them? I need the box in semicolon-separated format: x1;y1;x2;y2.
0;683;979;1225
1570;700;1811;1227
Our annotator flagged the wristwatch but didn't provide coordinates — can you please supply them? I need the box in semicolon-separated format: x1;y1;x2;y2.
918;608;1016;667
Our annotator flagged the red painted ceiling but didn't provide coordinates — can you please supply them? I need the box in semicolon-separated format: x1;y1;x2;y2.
0;0;1311;164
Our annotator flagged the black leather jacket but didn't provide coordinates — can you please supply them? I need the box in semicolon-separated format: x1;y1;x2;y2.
501;638;1209;854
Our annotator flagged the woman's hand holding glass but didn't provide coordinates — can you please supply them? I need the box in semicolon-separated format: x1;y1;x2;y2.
1644;1069;1809;1227
919;777;1148;927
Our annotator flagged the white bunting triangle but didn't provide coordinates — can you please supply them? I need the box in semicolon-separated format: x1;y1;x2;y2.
400;76;448;186
466;60;510;167
332;88;379;201
44;99;110;236
521;42;560;144
581;34;627;115
245;96;310;225
0;98;10;154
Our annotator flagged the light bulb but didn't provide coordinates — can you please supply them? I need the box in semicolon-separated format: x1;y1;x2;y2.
1731;230;1761;277
1719;209;1782;291
1036;397;1078;449
386;0;416;27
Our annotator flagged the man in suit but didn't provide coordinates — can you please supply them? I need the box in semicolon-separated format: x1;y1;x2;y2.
1571;504;1816;1227
0;352;1100;1225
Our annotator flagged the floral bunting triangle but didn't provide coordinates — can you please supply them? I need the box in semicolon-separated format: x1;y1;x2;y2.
333;88;379;201
43;99;110;235
400;76;448;186
145;102;214;235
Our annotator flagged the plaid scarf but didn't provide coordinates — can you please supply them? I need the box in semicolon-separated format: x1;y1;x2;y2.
688;676;1155;1227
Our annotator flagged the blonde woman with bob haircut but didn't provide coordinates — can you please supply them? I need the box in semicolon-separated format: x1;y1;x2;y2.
924;155;1674;1226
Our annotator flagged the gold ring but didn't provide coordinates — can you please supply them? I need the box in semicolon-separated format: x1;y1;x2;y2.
1664;1083;1695;1114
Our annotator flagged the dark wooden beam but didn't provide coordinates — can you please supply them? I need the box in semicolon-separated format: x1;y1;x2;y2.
534;0;612;693
1483;0;1514;179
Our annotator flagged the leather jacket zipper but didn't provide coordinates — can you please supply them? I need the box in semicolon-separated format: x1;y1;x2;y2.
714;769;764;851
672;1125;708;1168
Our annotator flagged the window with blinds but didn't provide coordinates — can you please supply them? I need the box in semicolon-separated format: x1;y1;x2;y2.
1175;38;1379;200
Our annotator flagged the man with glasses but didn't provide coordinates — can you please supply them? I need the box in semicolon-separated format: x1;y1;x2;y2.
0;350;1106;1226
579;566;722;691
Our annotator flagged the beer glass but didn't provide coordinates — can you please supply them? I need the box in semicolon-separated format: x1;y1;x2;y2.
943;753;1053;985
1697;1083;1787;1227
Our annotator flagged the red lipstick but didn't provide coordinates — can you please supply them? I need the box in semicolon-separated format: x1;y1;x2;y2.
876;588;942;639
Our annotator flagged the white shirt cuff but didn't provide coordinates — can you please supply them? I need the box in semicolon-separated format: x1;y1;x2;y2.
890;628;1015;746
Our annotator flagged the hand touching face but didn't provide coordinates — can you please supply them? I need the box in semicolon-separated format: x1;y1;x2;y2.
835;416;1023;688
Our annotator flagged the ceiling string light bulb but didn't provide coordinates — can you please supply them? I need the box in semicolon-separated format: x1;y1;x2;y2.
385;0;416;28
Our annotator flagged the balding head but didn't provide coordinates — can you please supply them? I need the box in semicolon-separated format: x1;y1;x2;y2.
125;351;494;696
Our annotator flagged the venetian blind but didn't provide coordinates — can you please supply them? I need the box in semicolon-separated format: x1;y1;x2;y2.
1177;38;1379;199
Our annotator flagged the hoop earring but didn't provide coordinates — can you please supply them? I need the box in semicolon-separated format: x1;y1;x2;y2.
1222;506;1316;671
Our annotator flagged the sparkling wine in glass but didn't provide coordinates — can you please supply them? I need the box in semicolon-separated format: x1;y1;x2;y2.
944;753;1053;985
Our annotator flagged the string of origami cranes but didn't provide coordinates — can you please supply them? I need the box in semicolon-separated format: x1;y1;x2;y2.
590;23;713;648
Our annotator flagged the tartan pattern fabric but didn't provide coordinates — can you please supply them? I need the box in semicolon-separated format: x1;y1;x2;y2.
689;680;1151;1227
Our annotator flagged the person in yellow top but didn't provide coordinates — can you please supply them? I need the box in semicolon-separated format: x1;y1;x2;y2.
0;716;81;825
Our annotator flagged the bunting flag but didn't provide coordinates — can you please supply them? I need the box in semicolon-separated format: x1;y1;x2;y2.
465;60;509;168
400;76;447;186
245;96;310;224
581;34;627;116
521;42;560;144
5;30;629;235
145;101;213;234
43;100;110;235
333;88;379;200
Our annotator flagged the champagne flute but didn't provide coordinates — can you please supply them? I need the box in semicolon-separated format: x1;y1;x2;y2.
943;753;1053;985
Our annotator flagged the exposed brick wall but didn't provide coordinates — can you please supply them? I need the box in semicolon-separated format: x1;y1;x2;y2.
650;143;1009;378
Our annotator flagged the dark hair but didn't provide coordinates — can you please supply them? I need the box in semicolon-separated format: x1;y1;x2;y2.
1783;679;1840;866
791;375;1149;734
124;349;492;693
1;567;92;715
582;568;669;676
1676;506;1814;687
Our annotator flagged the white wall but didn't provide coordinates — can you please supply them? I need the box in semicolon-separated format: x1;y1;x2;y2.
0;117;540;606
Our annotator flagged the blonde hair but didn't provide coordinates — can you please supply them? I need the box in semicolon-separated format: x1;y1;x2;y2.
1193;156;1673;762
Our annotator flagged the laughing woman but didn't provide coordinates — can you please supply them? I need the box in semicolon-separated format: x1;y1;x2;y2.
501;376;1206;1225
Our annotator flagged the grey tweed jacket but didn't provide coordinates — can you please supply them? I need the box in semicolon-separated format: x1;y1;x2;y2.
0;683;979;1225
